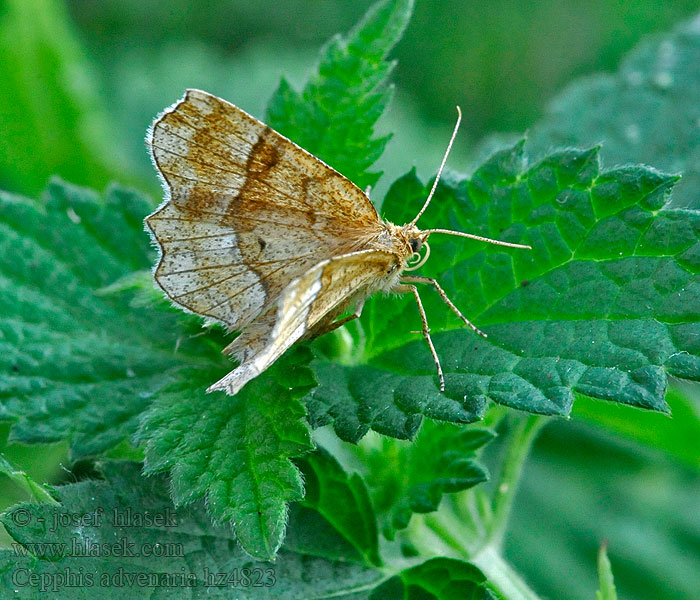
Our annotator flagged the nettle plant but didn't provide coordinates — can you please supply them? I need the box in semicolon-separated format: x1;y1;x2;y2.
2;1;700;598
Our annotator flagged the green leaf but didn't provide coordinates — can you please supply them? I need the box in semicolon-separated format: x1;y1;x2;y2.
573;385;700;470
0;181;316;560
0;454;57;504
523;12;700;460
0;0;121;195
295;447;380;565
370;558;496;600
354;422;493;538
0;461;387;599
0;460;495;598
266;0;413;190
136;356;315;561
528;14;700;209
596;543;618;600
0;180;188;452
384;432;490;530
309;143;700;440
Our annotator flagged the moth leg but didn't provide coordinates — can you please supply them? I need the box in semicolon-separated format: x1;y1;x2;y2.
394;284;445;392
401;275;487;338
327;297;366;333
303;298;366;339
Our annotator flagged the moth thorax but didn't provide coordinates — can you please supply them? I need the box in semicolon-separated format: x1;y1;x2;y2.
377;222;412;257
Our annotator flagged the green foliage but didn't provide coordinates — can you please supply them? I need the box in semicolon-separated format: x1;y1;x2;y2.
136;360;315;561
0;181;178;454
266;0;413;189
0;0;121;195
387;426;490;535
3;1;700;598
370;558;496;599
506;420;700;600
394;0;700;138
352;422;493;538
0;180;317;559
0;461;495;599
295;448;380;565
0;462;387;599
520;13;700;466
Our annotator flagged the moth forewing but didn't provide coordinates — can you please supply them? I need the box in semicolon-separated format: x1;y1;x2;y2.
145;89;383;333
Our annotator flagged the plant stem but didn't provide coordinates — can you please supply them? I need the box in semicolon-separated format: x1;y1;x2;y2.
399;414;549;600
472;545;543;600
404;510;544;600
487;415;548;549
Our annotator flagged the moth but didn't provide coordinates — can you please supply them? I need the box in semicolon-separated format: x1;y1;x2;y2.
145;89;529;395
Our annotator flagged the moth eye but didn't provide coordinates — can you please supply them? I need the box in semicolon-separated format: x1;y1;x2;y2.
409;238;422;253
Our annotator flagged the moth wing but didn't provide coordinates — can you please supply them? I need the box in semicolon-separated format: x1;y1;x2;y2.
207;250;397;395
145;88;383;331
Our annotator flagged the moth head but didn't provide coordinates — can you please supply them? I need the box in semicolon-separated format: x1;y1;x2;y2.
400;107;531;265
404;228;432;271
402;225;430;250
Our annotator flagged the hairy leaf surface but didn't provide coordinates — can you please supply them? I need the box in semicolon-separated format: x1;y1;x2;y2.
0;181;316;560
0;462;384;598
0;461;494;598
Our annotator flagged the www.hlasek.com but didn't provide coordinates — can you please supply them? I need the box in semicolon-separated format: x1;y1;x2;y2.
12;536;184;559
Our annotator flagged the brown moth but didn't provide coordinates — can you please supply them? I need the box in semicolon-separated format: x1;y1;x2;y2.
145;89;529;395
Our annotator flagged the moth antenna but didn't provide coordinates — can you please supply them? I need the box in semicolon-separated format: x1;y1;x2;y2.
409;106;462;227
421;228;532;249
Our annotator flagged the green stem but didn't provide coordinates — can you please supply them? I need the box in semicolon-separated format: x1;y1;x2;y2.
422;511;473;556
487;415;548;549
403;511;544;600
472;545;542;600
398;414;548;600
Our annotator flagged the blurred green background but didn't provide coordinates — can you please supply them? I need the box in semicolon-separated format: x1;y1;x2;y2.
4;0;700;197
2;1;700;598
